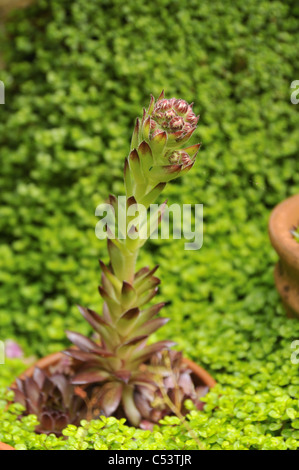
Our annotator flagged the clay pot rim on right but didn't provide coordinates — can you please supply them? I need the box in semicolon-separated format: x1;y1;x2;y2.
268;194;299;270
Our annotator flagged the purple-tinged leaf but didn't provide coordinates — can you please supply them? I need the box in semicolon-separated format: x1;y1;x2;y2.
134;266;150;280
113;370;131;384
71;369;110;385
136;317;169;336
99;382;123;416
134;265;159;286
77;305;108;332
63;348;113;361
24;377;40;405
132;340;176;365
32;367;46;389
65;330;106;355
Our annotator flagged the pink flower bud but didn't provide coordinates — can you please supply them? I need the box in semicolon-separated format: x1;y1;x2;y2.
150;96;198;144
173;99;189;115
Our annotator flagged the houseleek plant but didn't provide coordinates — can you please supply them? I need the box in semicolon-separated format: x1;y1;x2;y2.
13;92;206;431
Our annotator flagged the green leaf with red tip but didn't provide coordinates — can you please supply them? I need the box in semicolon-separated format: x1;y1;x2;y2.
98;285;122;321
177;127;196;145
99;260;122;292
134;266;150;280
123;334;148;346
77;305;109;332
138;141;154;174
147;94;155;115
150;130;167;156
135;276;160;295
157;90;165;101
134;265;159;287
148;164;182;183
182;143;201;159
121;281;137;309
138;286;159;307
135;317;169;337
136;302;165;325
127;195;137;207
131;118;140;149
129;149;145;184
142;116;151;141
117;307;140;336
101;272;117;298
117;335;148;361
180;161;195;176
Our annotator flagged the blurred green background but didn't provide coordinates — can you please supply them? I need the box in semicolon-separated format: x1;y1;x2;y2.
1;0;299;449
0;0;299;353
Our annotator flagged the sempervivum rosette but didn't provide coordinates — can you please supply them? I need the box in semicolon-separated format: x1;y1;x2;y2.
11;368;87;436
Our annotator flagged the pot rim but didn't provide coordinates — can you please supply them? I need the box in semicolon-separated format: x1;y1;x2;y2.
0;442;15;450
268;194;299;269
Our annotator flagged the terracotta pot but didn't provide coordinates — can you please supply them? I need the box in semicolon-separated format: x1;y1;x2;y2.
4;351;216;450
0;442;15;450
268;194;299;318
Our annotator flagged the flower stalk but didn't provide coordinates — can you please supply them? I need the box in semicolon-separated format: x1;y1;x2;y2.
64;92;202;426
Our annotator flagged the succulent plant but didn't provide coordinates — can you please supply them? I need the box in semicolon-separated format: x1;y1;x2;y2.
64;92;205;427
11;367;87;435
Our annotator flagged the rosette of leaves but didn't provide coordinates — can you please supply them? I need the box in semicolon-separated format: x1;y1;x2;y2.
10;367;87;436
64;92;206;427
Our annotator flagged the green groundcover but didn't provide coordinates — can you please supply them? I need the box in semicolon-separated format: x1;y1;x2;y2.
1;0;299;450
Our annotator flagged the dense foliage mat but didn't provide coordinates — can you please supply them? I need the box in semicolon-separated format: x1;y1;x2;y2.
1;0;299;450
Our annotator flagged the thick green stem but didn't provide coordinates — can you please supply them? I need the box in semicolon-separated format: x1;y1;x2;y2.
121;249;139;285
